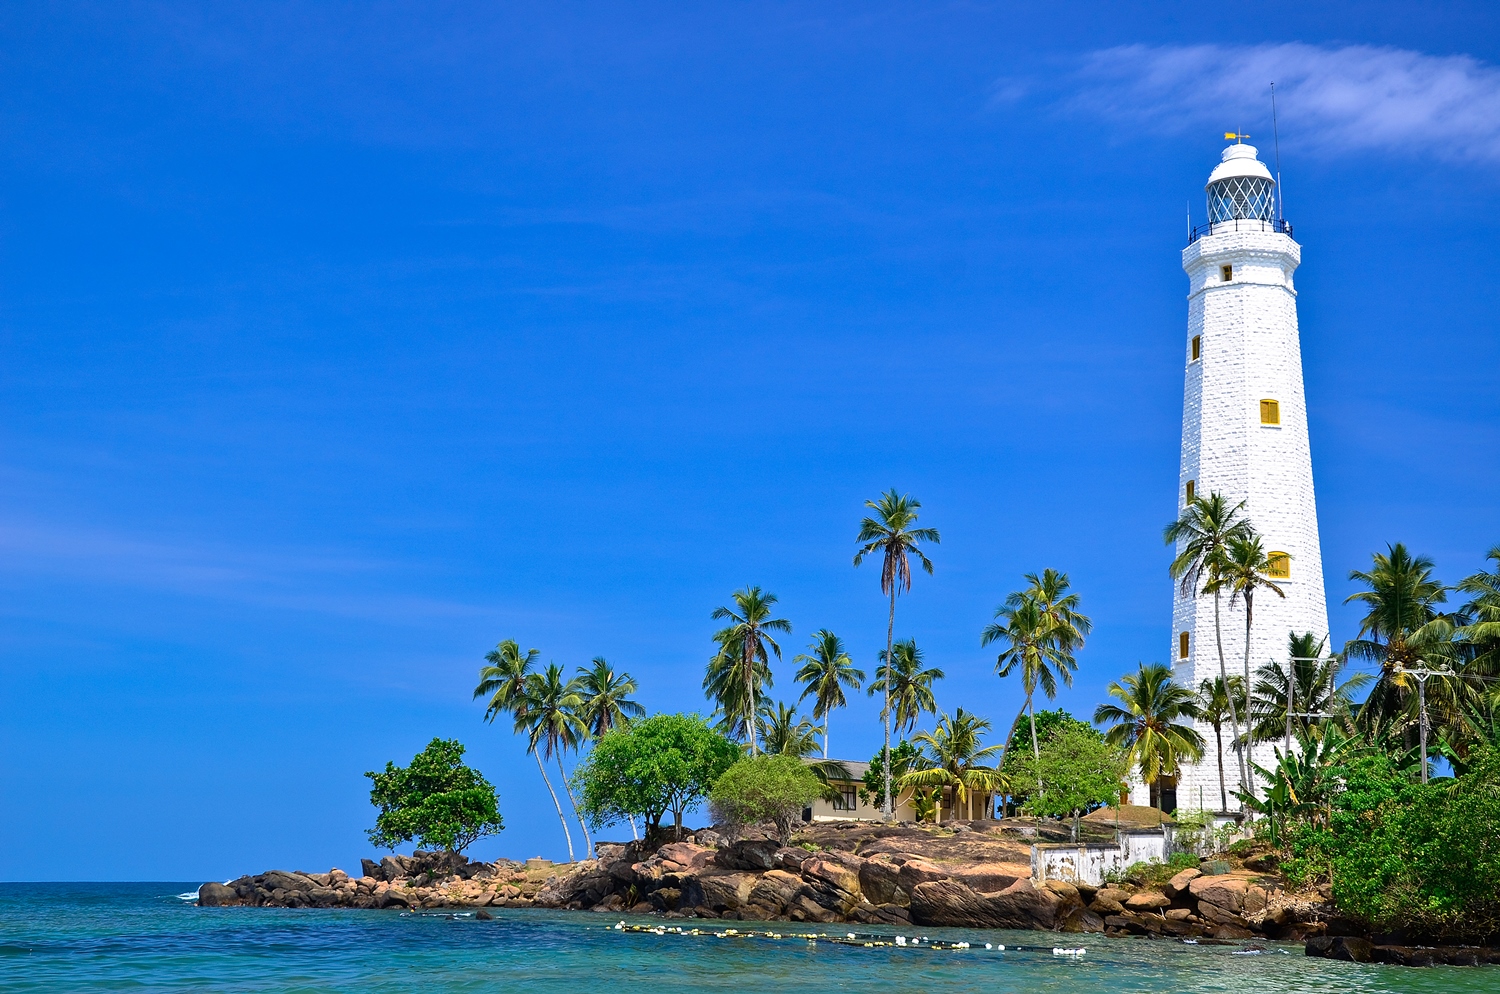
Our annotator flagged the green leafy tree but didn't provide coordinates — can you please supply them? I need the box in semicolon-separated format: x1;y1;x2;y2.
999;709;1096;802
899;709;1006;822
571;713;741;841
1165;493;1254;792
707;586;791;755
854;489;940;820
861;739;920;810
1010;724;1128;840
793;630;865;758
1094;663;1205;810
868;639;943;735
709;753;825;844
366;738;504;854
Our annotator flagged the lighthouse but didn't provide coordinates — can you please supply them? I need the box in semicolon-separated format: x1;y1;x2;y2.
1160;140;1330;813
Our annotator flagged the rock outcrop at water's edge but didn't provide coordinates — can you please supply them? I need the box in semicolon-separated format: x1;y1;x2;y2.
196;820;1497;966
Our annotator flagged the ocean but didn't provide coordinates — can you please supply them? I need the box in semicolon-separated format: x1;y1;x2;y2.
0;882;1490;992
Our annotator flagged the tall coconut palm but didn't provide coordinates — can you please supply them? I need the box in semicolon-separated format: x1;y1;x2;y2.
793;630;866;758
1019;569;1093;651
854;489;940;820
1207;533;1285;796
514;663;590;861
984;594;1076;769
1095;663;1205;810
760;701;821;758
709;586;791;756
900;709;1006;822
703;635;773;741
868;639;943;736
575;657;645;737
475;641;577;853
1165;493;1254;791
1192;674;1245;811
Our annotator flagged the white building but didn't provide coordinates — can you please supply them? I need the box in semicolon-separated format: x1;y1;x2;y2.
1145;141;1331;814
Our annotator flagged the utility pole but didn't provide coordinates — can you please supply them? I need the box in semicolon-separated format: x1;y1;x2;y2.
1395;660;1452;784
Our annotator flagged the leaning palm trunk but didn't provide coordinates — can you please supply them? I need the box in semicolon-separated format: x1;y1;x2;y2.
558;755;593;859
882;586;896;821
628;814;639;841
1213;722;1228;811
1241;591;1257;799
1213;589;1248;795
535;752;575;863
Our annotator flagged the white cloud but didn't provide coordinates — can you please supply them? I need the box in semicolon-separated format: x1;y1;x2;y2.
1075;43;1500;163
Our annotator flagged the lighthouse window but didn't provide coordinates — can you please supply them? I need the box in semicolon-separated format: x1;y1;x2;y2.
1221;264;1233;282
1266;552;1291;579
1179;632;1190;659
1260;399;1281;425
1185;480;1195;502
1190;335;1201;361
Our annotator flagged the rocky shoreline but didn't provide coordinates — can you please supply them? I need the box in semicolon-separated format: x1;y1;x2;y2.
197;821;1497;967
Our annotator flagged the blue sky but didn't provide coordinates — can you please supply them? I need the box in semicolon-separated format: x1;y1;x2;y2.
2;2;1498;880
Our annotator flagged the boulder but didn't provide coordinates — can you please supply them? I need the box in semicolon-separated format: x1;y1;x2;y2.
909;878;1062;930
801;858;862;902
649;887;682;912
744;870;803;918
1125;891;1171;911
951;862;1029;894
1059;908;1106;933
1197;901;1249;928
1096;887;1133;906
379;856;409;882
897;858;950;894
693;871;755;913
1165;867;1201;896
858;859;902;906
787;892;839;923
773;848;811;872
198;882;237;907
262;871;315;893
1306;936;1373;963
1089;895;1124;915
1189;874;1249;913
716;838;780;872
1242;885;1269;915
361;859;382;880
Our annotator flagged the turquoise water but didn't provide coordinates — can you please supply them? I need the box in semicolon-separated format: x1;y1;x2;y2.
0;883;1491;992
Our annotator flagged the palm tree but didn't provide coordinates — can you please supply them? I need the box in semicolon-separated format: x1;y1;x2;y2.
984;594;1076;768
1207;533;1285;796
514;663;590;861
1165;493;1253;791
575;657;644;738
900;709;1006;822
707;586;791;755
476;640;581;854
1250;633;1370;752
760;701;821;758
1458;546;1500;676
1020;569;1093;650
1095;663;1205;810
1344;544;1459;745
868;639;943;736
793;630;866;757
854;489;940;820
1192;674;1245;811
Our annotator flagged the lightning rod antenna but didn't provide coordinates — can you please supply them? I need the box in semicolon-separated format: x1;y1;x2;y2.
1271;82;1284;223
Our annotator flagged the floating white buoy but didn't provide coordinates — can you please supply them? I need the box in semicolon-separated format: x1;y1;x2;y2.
895;936;906;946
1051;947;1086;957
847;933;856;939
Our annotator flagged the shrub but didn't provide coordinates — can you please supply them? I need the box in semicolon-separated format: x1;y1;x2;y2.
710;754;824;844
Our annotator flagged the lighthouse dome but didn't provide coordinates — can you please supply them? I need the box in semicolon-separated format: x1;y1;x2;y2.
1205;143;1276;223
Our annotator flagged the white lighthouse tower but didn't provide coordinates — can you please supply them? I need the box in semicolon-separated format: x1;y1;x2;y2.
1160;140;1330;814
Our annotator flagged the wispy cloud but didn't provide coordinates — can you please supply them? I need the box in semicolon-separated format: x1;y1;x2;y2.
1075;43;1500;163
0;517;489;625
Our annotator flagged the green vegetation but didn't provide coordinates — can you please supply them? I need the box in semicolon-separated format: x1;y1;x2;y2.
1009;723;1127;839
899;708;1005;822
792;630;864;758
572;713;740;841
861;739;919;810
1282;747;1500;944
705;586;791;754
868;639;943;735
366;738;503;854
710;753;826;844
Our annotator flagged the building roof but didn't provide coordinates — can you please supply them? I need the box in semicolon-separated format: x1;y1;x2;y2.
808;758;870;781
1205;142;1274;189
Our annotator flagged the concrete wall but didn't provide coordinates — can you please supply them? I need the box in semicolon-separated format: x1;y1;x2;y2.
1030;829;1177;887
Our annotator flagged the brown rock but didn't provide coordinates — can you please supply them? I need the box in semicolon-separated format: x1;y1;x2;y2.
649;887;682;912
1125;891;1171;911
1090;895;1125;914
1059;908;1106;933
1189;874;1249;913
716;838;780;872
1212;925;1256;940
858;859;901;905
897;858;950;893
787;892;838;923
695;871;755;913
1165;908;1192;921
1243;885;1269;915
1096;887;1133;906
951;862;1029;894
1306;935;1373;962
909;877;1062;930
1197;901;1249;928
1165;867;1201;896
801;858;862;901
745;870;803;918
